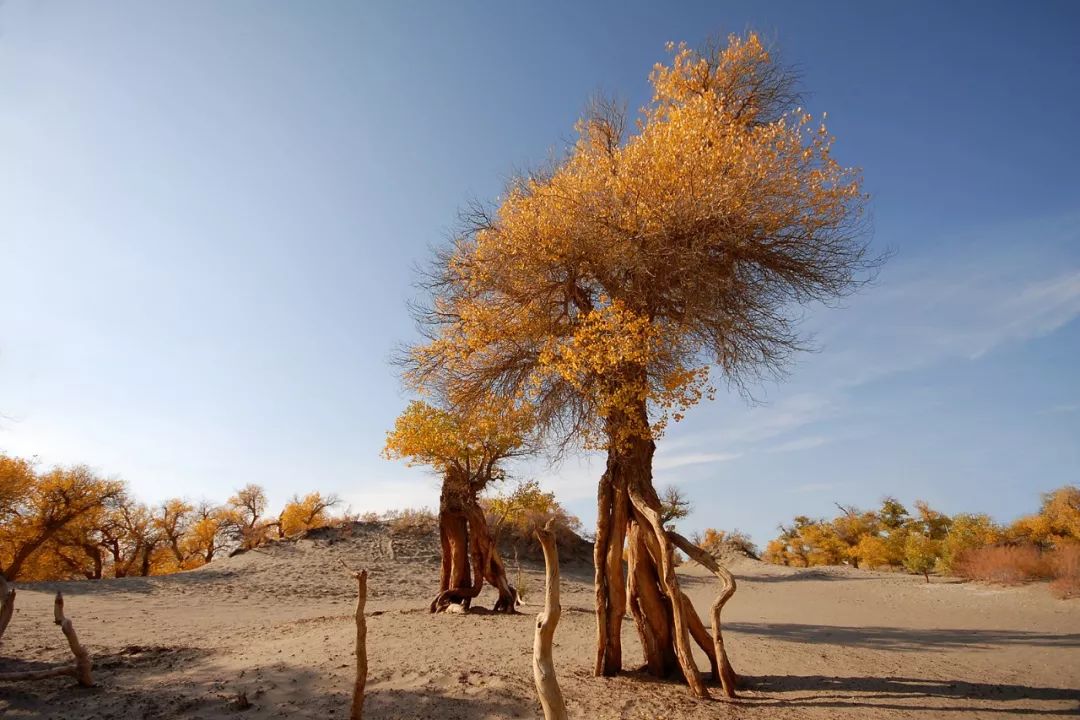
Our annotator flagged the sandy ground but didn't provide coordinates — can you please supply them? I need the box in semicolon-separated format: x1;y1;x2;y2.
1;522;1078;719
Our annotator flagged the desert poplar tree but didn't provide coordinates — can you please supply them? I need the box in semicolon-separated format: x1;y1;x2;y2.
384;399;534;612
403;33;877;695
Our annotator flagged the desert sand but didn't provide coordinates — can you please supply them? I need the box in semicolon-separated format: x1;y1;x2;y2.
1;522;1077;719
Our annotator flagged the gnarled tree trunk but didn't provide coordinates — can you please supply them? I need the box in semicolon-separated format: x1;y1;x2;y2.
593;400;729;699
0;576;15;643
430;467;517;613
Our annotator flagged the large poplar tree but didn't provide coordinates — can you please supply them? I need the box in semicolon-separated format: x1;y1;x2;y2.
404;33;877;696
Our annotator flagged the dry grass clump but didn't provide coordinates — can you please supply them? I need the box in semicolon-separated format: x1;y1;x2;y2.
382;508;438;534
956;543;1080;597
1049;544;1080;599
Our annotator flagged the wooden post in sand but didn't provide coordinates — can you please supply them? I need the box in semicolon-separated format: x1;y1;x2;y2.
533;520;568;720
667;531;738;698
343;564;368;720
0;592;93;686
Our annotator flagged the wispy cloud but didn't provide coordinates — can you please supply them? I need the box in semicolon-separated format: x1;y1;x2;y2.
660;212;1080;474
653;451;742;471
792;482;836;494
810;215;1080;388
768;435;831;453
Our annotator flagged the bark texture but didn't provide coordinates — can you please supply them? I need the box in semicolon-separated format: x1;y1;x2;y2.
593;402;720;698
430;467;517;613
533;521;568;720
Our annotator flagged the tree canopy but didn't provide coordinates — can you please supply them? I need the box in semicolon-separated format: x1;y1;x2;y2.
406;33;876;451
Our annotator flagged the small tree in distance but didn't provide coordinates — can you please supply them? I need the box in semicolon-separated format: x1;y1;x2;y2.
658;485;691;528
384;398;535;613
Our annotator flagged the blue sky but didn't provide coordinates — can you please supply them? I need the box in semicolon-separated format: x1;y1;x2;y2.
1;1;1077;547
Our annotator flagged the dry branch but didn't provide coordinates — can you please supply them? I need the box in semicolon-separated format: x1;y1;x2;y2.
0;591;93;686
533;521;568;720
668;531;738;698
341;562;368;720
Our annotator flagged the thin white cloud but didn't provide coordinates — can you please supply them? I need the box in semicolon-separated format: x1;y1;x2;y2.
769;435;831;453
810;215;1080;387
792;482;836;494
661;212;1080;471
653;451;742;471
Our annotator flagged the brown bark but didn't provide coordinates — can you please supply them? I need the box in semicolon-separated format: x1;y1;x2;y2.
593;451;630;676
533;521;568;720
347;566;368;720
429;467;517;613
593;400;722;699
0;576;15;643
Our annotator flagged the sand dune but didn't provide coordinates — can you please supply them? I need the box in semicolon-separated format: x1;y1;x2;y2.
1;522;1077;719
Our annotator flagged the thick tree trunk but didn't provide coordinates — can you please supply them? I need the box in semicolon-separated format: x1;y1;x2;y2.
0;576;15;643
430;468;517;613
593;401;720;699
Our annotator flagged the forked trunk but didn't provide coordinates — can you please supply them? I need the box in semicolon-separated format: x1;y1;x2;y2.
430;467;517;613
593;400;733;699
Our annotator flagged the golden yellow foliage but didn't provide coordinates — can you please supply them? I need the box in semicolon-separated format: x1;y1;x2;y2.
279;492;339;536
1;454;342;580
406;33;872;453
482;480;581;548
1009;486;1080;547
383;399;533;487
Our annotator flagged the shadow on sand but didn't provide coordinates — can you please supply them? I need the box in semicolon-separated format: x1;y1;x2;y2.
743;674;1080;715
726;621;1080;650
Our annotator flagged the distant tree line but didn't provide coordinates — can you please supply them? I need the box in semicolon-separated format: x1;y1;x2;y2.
763;487;1080;590
0;453;338;582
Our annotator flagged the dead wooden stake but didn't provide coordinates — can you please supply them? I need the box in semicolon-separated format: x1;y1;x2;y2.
0;591;93;686
533;520;568;720
341;562;368;720
668;531;738;698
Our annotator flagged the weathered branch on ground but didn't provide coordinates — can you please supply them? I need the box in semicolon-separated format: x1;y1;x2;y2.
533;520;568;720
341;561;368;720
667;531;738;698
0;591;93;686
